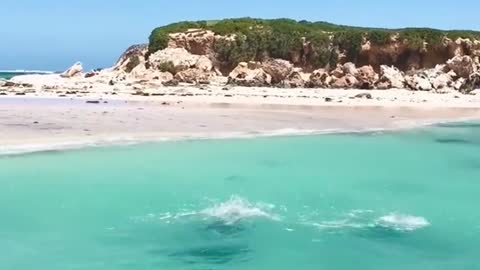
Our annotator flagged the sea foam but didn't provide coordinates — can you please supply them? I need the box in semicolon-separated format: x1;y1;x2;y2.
199;196;279;225
133;196;280;225
306;210;430;232
375;213;430;232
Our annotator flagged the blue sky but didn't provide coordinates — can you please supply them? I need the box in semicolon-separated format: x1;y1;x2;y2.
0;0;478;71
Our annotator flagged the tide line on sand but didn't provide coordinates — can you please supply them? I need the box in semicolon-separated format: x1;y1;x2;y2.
0;127;379;156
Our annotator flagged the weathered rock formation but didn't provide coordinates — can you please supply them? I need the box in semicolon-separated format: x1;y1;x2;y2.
61;62;83;78
175;68;214;84
376;66;406;89
41;22;480;94
355;65;378;89
227;62;272;87
261;59;294;84
168;29;216;56
284;68;310;88
148;47;212;73
309;69;332;88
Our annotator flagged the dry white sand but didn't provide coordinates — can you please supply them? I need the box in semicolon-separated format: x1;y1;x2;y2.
2;74;480;153
1;93;480;155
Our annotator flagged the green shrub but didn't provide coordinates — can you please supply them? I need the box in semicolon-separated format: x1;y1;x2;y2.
157;61;176;74
369;30;391;45
148;18;480;70
400;28;445;49
333;30;364;62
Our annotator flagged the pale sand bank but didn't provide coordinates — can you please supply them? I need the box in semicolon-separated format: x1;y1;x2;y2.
1;93;480;155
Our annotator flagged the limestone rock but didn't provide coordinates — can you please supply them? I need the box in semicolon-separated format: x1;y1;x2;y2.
405;73;433;91
148;48;212;73
61;62;83;78
330;64;344;78
284;68;310;88
354;93;373;99
261;59;294;84
454;78;466;91
456;72;480;93
196;55;213;72
331;74;358;89
309;69;332;88
343;62;358;76
174;68;213;84
446;55;478;78
377;65;406;89
355;65;378;89
432;73;453;90
162;79;179;87
227;62;272;87
168;29;215;55
113;44;148;72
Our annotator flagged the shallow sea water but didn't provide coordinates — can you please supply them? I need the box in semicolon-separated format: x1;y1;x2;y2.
1;123;479;269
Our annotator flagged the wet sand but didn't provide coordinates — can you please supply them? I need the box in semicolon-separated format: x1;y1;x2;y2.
1;96;480;154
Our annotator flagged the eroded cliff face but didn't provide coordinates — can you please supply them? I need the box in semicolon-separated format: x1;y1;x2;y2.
160;29;480;75
356;38;480;72
107;29;480;93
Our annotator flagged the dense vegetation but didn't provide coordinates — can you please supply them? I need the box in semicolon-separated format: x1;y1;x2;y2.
149;18;480;69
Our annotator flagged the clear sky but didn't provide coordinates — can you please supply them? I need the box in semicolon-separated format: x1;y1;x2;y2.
1;0;478;71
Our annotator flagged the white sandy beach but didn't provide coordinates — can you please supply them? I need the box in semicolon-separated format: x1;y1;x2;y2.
1;84;480;155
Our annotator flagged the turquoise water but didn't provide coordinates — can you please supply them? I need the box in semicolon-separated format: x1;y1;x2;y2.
0;72;19;80
1;124;480;269
0;71;53;80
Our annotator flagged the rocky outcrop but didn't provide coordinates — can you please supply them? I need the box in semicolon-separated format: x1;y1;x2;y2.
355;65;378;89
405;73;433;91
227;62;272;87
342;62;358;76
446;55;478;78
148;48;213;73
331;74;358;89
168;29;216;55
261;59;294;84
376;65;406;89
61;62;83;78
423;65;455;90
309;69;332;88
175;68;214;84
113;44;148;72
284;68;310;88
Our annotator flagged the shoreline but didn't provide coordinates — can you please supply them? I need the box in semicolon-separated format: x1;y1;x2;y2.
1;94;480;156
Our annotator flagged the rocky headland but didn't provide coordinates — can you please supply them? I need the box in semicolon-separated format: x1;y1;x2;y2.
2;18;480;103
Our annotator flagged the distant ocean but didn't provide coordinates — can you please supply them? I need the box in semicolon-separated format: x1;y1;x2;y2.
0;70;54;80
1;122;479;269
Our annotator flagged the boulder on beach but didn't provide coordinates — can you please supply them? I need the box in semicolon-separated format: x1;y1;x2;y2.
261;59;294;84
309;69;332;88
446;55;478;78
175;68;214;84
355;65;378;89
331;74;358;89
227;62;272;87
342;62;358;76
405;73;433;91
376;65;406;89
284;68;310;88
61;62;83;78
